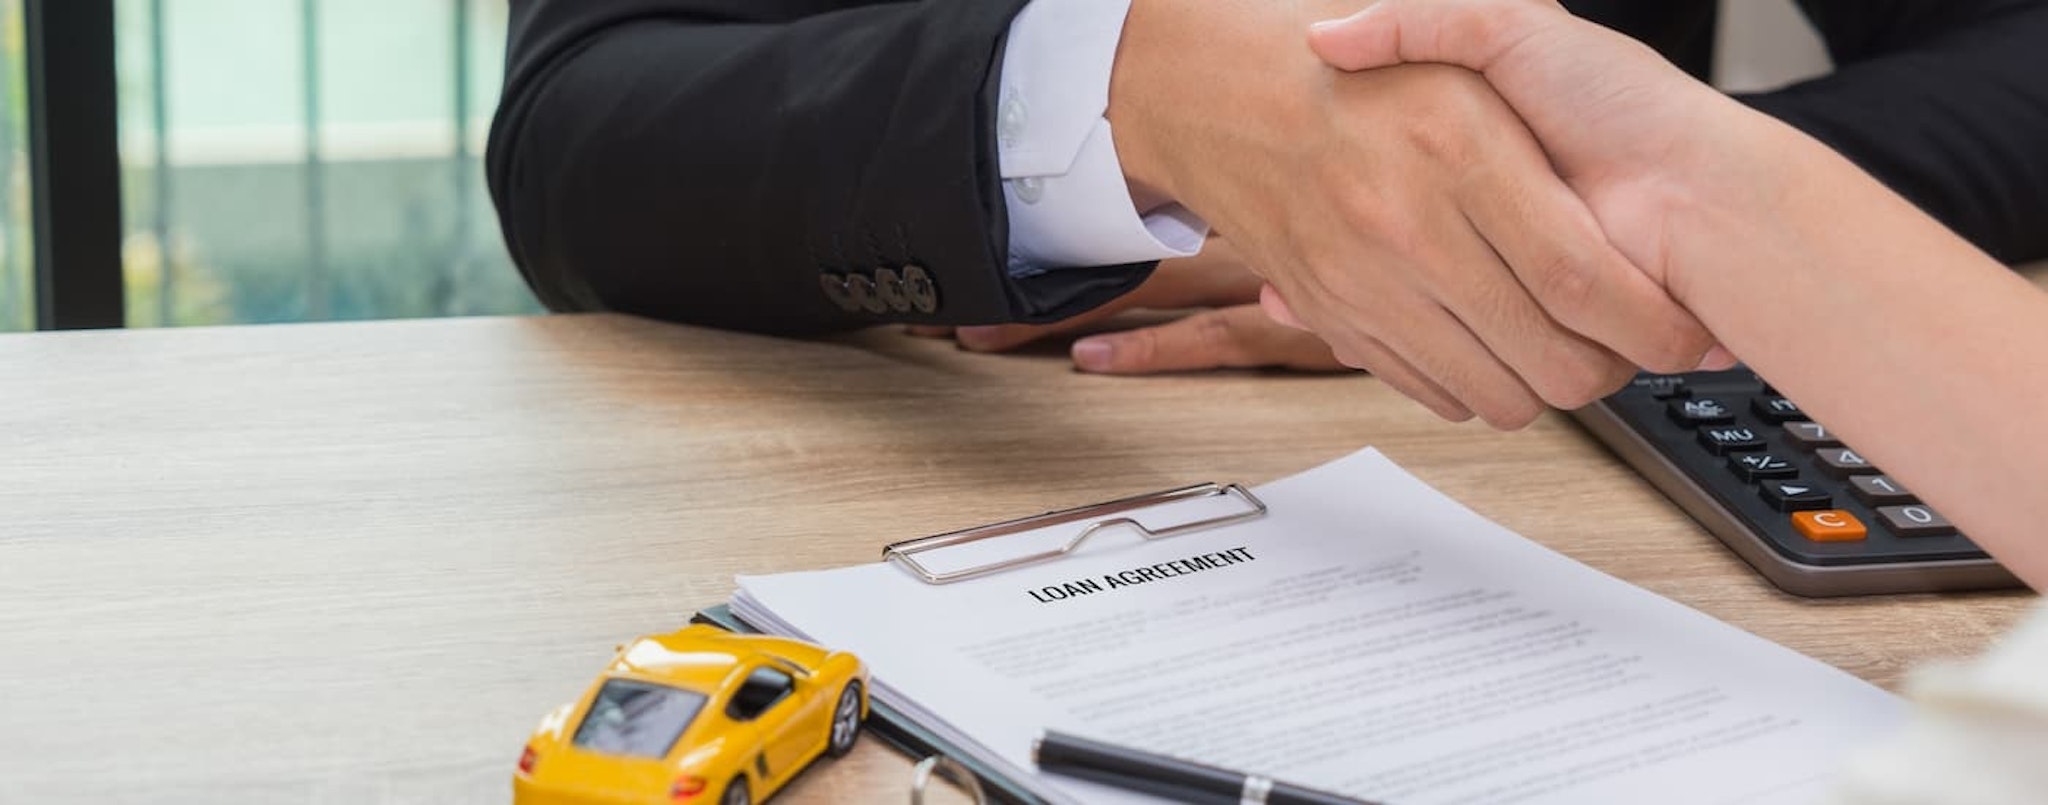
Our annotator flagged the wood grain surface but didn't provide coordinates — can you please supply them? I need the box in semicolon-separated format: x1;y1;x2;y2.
0;307;2036;804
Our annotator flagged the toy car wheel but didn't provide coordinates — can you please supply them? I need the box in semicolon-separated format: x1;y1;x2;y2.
720;777;750;805
826;682;863;757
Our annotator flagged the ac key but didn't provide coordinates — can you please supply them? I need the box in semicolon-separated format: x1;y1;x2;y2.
1668;397;1735;428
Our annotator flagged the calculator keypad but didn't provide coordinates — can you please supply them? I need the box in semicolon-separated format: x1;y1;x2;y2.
1601;370;1985;569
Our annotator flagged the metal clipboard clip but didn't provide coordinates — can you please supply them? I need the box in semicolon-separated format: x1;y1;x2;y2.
909;754;987;804
882;482;1268;584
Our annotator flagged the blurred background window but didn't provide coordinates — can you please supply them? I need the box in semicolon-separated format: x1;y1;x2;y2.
98;0;534;328
1;0;30;331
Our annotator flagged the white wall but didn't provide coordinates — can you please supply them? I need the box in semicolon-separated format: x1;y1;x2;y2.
1713;0;1834;93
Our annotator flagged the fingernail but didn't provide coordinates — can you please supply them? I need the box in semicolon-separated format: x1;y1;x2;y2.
1073;338;1116;372
1310;7;1374;32
1696;345;1739;371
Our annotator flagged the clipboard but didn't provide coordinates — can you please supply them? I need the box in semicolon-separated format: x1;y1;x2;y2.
692;481;1270;804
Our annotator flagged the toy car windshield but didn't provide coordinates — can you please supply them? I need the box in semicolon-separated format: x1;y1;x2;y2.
570;678;707;759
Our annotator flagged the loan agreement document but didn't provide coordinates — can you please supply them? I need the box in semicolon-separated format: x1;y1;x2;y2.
732;449;1901;804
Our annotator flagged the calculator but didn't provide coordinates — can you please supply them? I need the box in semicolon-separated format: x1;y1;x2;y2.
1570;369;2021;597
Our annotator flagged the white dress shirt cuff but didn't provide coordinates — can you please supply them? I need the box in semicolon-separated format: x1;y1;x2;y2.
996;0;1210;276
1004;121;1206;275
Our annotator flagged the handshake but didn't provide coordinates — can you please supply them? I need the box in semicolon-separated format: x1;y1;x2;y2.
922;0;1754;429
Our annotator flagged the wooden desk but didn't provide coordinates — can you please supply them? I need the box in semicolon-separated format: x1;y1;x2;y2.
0;313;2033;804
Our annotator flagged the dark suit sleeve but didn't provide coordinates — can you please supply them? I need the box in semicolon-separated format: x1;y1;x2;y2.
1737;0;2048;263
486;0;1155;335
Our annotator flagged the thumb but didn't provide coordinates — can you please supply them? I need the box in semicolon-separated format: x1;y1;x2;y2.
1071;306;1348;374
1308;0;1565;73
1071;311;1255;374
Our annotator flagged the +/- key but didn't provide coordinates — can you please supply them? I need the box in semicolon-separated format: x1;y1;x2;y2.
1729;453;1798;482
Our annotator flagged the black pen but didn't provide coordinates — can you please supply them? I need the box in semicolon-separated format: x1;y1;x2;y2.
1033;730;1384;805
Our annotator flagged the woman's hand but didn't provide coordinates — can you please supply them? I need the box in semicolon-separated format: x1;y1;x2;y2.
1305;0;1766;301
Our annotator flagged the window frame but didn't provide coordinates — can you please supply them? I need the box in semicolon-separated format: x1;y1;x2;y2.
24;0;125;329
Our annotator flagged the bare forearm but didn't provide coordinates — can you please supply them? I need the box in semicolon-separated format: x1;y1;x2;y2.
1305;0;2048;584
1669;111;2048;587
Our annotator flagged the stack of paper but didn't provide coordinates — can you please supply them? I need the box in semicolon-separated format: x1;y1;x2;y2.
732;449;1899;804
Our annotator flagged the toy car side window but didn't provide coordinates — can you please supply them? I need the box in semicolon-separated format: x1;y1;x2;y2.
725;665;795;721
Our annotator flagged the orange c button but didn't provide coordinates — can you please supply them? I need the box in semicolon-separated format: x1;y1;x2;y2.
1793;510;1868;542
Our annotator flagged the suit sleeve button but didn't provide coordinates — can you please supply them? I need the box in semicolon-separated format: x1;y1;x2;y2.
901;264;938;314
847;274;889;314
874;268;912;312
819;273;860;312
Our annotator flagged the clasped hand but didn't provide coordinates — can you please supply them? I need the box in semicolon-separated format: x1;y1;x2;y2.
929;0;1735;429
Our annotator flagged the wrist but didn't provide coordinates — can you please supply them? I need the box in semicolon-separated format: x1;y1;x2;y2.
1105;0;1181;211
1653;107;1815;307
1105;0;1348;217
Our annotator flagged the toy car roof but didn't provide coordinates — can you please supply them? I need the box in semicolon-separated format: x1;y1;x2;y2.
604;624;832;692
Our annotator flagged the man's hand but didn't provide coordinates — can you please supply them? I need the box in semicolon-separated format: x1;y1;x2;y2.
907;238;1345;373
1104;0;1726;428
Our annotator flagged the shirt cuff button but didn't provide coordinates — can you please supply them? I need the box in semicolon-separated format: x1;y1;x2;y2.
1011;176;1044;204
998;93;1028;150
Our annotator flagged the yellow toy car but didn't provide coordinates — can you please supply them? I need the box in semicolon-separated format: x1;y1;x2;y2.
514;624;869;805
